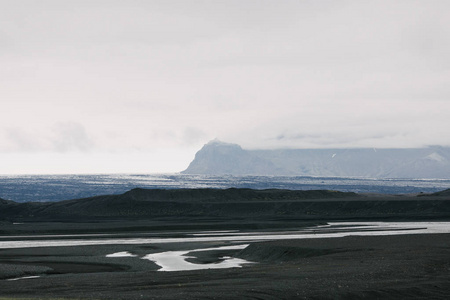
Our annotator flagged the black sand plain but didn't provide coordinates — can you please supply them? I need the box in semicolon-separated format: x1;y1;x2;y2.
1;188;450;299
1;232;450;299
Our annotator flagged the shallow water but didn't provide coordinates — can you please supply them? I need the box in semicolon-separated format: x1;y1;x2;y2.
105;251;137;258
140;245;252;271
1;222;449;249
3;222;450;272
6;276;40;281
109;222;450;272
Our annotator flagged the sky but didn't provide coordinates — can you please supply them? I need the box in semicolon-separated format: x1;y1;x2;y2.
1;0;449;174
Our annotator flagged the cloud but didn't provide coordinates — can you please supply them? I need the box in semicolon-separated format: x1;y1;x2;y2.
3;127;43;152
51;122;94;152
181;127;207;146
2;122;94;153
1;1;450;174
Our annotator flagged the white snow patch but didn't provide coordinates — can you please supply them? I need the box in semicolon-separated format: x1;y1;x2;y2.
425;152;446;162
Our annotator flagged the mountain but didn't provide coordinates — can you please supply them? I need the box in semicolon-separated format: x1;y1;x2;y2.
182;141;450;179
182;140;287;175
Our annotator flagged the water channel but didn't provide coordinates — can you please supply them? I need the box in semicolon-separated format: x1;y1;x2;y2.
2;222;450;272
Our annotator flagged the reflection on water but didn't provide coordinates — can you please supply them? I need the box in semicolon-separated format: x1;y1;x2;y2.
105;245;252;272
6;276;40;281
141;245;251;271
105;251;137;258
1;222;450;250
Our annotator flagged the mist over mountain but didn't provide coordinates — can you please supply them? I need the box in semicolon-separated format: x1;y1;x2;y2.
182;141;450;179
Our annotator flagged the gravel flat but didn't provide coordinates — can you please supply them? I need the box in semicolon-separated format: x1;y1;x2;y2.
1;232;450;299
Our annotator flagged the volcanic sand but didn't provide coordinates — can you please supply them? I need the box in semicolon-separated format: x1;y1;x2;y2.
1;232;450;299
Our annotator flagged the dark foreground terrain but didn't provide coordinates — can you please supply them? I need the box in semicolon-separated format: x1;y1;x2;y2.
1;188;450;299
1;233;450;299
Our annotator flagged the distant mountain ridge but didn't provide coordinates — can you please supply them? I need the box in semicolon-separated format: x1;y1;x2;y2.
182;140;450;179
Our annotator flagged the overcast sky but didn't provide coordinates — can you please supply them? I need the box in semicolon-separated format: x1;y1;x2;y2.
1;0;449;174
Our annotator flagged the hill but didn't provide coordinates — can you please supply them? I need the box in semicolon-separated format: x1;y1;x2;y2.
1;188;450;222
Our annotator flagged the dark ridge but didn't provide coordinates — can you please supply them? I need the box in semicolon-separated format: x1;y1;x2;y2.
1;188;450;222
121;188;357;202
429;189;450;196
0;197;15;205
